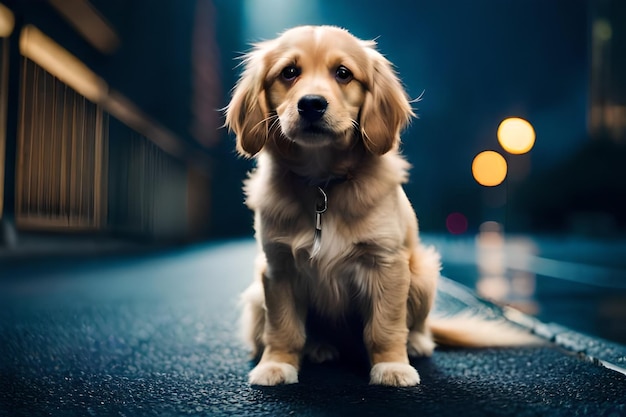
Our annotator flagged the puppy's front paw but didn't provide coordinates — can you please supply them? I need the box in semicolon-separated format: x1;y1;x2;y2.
369;362;420;386
407;330;435;357
248;361;298;386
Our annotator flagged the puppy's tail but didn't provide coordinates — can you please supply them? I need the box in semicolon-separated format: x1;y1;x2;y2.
428;313;544;348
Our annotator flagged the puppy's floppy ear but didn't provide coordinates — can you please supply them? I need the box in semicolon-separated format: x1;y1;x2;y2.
359;43;415;155
225;44;271;157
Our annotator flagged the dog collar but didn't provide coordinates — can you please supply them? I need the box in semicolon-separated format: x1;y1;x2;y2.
311;186;327;258
290;172;350;259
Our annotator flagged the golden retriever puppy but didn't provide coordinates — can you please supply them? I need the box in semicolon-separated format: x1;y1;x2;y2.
225;25;537;387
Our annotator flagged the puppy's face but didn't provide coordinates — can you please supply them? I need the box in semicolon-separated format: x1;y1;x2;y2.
226;26;414;158
264;28;368;149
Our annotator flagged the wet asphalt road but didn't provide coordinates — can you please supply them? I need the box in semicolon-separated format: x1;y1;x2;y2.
1;238;626;416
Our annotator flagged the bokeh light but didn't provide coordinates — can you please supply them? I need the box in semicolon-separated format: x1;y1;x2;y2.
472;151;507;187
593;19;612;42
497;117;536;154
446;212;468;235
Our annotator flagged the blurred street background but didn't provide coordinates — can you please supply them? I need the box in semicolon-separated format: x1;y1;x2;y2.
1;0;626;345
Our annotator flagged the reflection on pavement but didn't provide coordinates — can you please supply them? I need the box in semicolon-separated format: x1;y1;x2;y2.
475;221;538;315
430;229;626;345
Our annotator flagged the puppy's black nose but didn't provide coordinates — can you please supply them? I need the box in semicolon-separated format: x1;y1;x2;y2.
297;95;327;122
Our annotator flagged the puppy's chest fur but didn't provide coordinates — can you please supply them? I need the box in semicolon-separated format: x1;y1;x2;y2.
274;197;388;317
246;153;412;316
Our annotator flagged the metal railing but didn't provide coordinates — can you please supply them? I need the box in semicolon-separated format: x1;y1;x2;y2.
16;57;106;230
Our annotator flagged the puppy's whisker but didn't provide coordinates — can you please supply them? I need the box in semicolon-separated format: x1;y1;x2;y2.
268;117;284;137
263;114;289;140
410;90;425;104
249;115;279;142
253;114;278;131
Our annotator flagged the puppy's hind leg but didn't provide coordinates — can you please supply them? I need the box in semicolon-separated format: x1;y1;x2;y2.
407;244;440;358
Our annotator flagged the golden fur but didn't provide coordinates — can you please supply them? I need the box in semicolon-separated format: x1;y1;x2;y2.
225;25;538;387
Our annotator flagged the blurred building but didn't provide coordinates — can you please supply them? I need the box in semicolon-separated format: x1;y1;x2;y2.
589;0;626;142
0;0;221;245
511;0;626;236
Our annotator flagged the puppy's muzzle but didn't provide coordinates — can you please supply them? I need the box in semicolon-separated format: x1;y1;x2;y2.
297;95;328;122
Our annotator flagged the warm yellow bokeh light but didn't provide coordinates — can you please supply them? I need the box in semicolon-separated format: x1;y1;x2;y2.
472;151;507;187
497;117;536;154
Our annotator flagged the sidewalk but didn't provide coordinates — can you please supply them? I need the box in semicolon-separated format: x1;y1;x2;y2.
0;231;159;261
1;239;625;416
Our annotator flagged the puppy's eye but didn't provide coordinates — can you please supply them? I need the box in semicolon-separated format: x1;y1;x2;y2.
281;65;301;81
335;66;353;83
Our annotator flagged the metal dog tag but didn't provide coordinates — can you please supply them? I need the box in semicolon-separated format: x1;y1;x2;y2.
311;187;327;258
